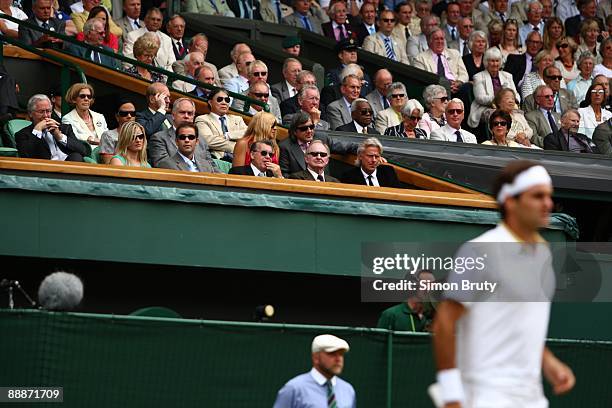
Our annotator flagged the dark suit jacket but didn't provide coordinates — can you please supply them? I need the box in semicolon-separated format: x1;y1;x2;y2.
340;164;401;188
136;108;173;139
64;43;119;70
157;151;209;172
280;95;300;117
18;17;66;47
324;68;372;93
504;53;528;89
15;123;88;160
271;81;291;103
289;169;340;182
543;130;595;153
171;39;189;61
279;134;359;177
335;121;379;134
227;0;266;20
593;120;612;156
354;23;376;46
229;165;274;177
321;22;354;42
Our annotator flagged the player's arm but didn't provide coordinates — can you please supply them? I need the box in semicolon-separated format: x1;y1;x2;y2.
432;299;467;408
542;346;575;395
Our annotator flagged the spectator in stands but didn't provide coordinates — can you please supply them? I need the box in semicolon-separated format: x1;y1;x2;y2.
415;0;432;22
19;0;66;47
593;37;612;77
544;108;597;152
494;88;537;148
385;99;427;138
448;17;473;57
391;1;415;52
115;0;141;41
231;60;282;120
504;30;543;89
283;0;324;34
336;98;379;133
218;43;252;84
166;15;188;61
374;81;406;134
341;137;400;187
61;83;108;148
109;121;151;166
487;19;503;49
232;111;278;167
172;51;204;92
420;84;448;135
16;94;87;161
430;99;477;143
289;140;340;182
190;66;216;100
322;1;353;41
195;89;248;161
271;58;302;103
591;74;612;112
363;9;409;64
72;0;121;38
525;84;561;147
65;18;119;69
123;33;165;82
354;2;377;46
173;34;220;84
578;83;612;139
136;82;172;137
407;14;439;59
73;6;119;52
443;1;461;45
521;49;554;99
462;30;487;81
283;84;329;129
229;140;283;177
498;19;522;61
49;86;62;122
483;0;511;25
99;100;136;164
565;0;604;39
123;8;175;72
457;0;485;31
224;52;255;95
326;74;363;130
543;17;565;60
280;70;317;118
0;0;28;39
281;36;302;56
468;47;518;129
366;69;392;118
481;109;523;147
325;38;372;94
518;1;544;46
234;82;276;119
156;123;211;172
149;97;219;172
524;65;578;112
576;18;602;61
593;118;612;156
553;37;579;86
280;111;358;176
567;52;595;105
185;0;235;16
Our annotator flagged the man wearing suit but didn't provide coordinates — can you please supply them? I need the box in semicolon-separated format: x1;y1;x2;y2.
64;19;119;70
149;98;219;172
543;109;597;153
190;66;216;100
340;137;401;187
449;17;473;57
525;85;561;148
172;52;204;93
231;81;282;122
116;0;142;42
443;2;461;46
523;66;578;112
518;1;545;46
336;99;379;134
289;140;340;182
366;69;393;119
391;2;416;54
430;99;478;143
322;2;353;41
354;2;377;46
136;82;172;138
166;15;189;61
18;0;66;48
326;74;362;130
157;123;213;172
280;70;316;118
123;8;175;72
457;0;486;31
504;31;543;89
16;94;88;161
184;0;235;16
363;10;410;64
282;0;323;34
406;15;439;60
593;118;612;156
565;0;604;39
482;0;511;26
271;58;302;103
229;140;283;178
172;34;221;86
218;43;251;85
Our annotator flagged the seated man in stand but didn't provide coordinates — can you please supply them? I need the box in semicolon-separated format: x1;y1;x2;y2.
289;140;340;182
229;140;283;178
340;137;400;187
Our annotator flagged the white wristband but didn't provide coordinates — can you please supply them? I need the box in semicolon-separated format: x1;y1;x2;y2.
437;368;465;404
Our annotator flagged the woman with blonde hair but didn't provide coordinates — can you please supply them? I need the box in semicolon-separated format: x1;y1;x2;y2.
62;83;108;147
520;50;555;99
543;17;565;59
109;121;151;167
125;33;166;83
576;18;602;63
554;37;579;84
498;19;523;60
232;111;279;167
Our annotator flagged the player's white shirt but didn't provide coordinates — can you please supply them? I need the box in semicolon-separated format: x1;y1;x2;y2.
447;223;555;407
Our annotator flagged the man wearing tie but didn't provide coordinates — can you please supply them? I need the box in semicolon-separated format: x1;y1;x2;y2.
526;85;562;147
282;0;323;34
184;0;236;16
366;69;393;118
363;10;410;64
519;1;545;46
391;1;415;54
322;2;352;42
64;19;119;69
354;2;377;46
229;140;283;177
157;124;212;172
430;99;477;143
116;0;142;42
289;140;340;182
336;99;380;133
448;17;474;56
136;82;173;137
167;15;189;61
18;0;66;47
340;137;401;187
444;2;461;45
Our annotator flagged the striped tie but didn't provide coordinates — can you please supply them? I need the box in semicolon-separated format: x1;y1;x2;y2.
383;37;396;61
326;380;337;408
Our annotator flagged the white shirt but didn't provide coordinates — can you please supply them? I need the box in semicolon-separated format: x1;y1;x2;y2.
128;17;141;30
360;167;379;186
285;80;297;98
32;128;68;161
307;168;325;181
178;151;198;172
430;124;477;143
353;121;365;134
578;106;612;139
0;7;27;31
250;163;266;177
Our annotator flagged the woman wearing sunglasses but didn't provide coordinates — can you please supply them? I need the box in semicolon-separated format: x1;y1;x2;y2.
492;88;540;148
232;111;279;168
384;99;428;139
109;121;150;167
554;37;579;85
578;83;612;140
481;110;522;147
61;83;108;148
374;82;407;134
420;84;448;136
99;100;136;164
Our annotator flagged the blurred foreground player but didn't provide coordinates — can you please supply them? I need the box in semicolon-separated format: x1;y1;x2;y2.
432;160;575;408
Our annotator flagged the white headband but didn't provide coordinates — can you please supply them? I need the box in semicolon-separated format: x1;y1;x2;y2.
497;165;552;204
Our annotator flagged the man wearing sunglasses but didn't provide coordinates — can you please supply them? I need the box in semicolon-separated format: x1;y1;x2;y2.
231;61;283;122
523;66;578;112
363;10;410;64
335;98;379;134
229;140;283;178
289;140;340;182
157;124;211;172
99;100;136;164
430;98;477;143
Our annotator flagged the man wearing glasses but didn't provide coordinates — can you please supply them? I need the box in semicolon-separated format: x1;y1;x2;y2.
231;62;283;122
157;124;212;171
430;99;477;143
335;99;379;134
64;19;119;69
525;85;561;147
363;10;410;64
505;31;543;89
289;140;339;182
224;52;256;95
523;66;578;112
229;140;283;178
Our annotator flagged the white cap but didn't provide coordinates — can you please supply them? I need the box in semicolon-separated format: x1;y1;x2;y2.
311;334;350;353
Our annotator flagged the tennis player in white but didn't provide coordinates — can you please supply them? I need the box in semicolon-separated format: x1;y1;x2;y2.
432;161;575;408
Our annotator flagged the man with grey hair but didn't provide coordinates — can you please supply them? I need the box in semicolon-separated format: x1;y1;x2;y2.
519;0;545;46
525;85;561;147
321;63;368;110
326;74;363;130
19;0;66;47
224;52;256;95
336;98;379;133
523;65;578;112
280;70;317;117
340;137;400;187
321;1;352;41
449;17;474;56
544;109;597;153
218;43;251;84
171;51;204;93
289;140;340;182
64;19;119;69
16;94;88;161
283;84;330;129
233;81;282;122
430;98;477;143
271;58;302;102
148;97;219;172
